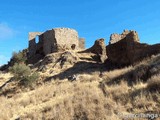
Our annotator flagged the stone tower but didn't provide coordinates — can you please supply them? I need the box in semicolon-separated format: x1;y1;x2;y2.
28;28;85;63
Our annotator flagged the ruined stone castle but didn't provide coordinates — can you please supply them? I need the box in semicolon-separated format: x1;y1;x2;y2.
28;28;85;63
27;28;160;65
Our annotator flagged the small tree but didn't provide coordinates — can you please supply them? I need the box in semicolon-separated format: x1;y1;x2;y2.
12;50;27;64
9;63;39;87
9;63;31;80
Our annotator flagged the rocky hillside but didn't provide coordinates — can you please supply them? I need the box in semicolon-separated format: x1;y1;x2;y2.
0;30;160;120
0;52;159;120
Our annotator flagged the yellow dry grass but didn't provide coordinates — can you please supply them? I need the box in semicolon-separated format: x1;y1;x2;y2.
0;72;13;86
0;54;159;120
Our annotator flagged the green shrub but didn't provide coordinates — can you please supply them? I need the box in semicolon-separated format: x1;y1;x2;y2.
9;63;39;87
12;50;27;63
21;72;39;87
9;63;31;80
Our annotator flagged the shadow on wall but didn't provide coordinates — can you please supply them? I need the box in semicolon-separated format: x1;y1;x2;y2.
28;32;45;64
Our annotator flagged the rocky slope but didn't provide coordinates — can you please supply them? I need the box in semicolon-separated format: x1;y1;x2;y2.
0;52;159;120
0;30;160;120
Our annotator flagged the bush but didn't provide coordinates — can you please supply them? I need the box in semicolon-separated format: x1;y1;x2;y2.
12;50;27;63
21;72;39;87
9;63;31;80
9;63;39;87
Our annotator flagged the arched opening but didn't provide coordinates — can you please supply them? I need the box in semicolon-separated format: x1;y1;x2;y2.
35;36;39;44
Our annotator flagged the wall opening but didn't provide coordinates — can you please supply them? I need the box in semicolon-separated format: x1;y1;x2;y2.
71;44;76;50
35;36;39;43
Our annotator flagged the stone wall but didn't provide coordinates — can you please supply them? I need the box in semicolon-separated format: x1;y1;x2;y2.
28;32;43;57
42;29;56;55
109;30;139;44
107;30;160;65
54;28;79;51
28;28;83;63
85;38;107;63
79;38;85;49
29;32;43;41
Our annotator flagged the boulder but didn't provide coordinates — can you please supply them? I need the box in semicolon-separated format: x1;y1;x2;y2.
58;51;78;68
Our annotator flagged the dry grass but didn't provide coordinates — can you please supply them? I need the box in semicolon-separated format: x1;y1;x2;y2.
0;72;13;86
0;54;159;120
147;74;160;92
0;80;119;120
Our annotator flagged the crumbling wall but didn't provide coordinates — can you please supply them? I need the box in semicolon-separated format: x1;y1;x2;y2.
54;28;79;51
109;30;139;44
85;38;107;63
41;28;79;55
28;28;82;63
107;30;160;65
28;32;43;57
42;29;56;55
79;38;85;49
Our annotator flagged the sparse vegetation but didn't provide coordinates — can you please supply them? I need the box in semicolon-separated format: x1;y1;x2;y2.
9;63;31;81
20;72;39;87
9;63;39;87
12;50;27;64
0;53;159;120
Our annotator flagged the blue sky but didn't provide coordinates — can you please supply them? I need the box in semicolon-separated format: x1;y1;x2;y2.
0;0;160;65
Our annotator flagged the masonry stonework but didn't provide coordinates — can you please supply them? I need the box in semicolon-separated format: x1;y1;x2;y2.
107;30;160;65
28;28;85;63
109;30;139;44
28;32;43;57
79;38;85;49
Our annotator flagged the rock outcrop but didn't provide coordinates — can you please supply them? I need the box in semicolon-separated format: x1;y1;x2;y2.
107;30;160;65
85;38;107;63
34;51;79;71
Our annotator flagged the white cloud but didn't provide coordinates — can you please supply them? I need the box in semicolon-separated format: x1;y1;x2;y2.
0;23;15;40
0;55;9;66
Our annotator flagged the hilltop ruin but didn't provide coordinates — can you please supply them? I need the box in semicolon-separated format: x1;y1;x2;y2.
107;30;160;65
28;28;85;63
109;30;140;44
27;28;160;65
